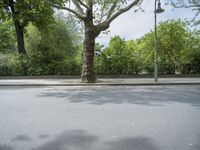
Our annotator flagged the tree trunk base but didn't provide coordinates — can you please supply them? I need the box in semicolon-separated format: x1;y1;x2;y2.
81;71;96;83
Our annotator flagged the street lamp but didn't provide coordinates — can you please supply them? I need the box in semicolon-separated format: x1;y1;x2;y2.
154;0;164;82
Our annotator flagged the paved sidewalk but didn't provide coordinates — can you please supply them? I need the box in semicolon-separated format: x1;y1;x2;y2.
0;77;200;86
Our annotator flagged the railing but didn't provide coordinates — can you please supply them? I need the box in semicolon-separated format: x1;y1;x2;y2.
0;63;200;76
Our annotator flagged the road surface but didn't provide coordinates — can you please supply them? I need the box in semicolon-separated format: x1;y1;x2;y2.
0;85;200;150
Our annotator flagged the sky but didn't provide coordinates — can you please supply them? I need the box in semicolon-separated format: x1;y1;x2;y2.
96;0;199;46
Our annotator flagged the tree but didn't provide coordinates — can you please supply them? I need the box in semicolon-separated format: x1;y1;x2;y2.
25;14;81;75
0;0;54;54
95;36;143;75
134;20;190;74
46;0;143;82
157;20;189;63
125;39;147;74
100;36;127;74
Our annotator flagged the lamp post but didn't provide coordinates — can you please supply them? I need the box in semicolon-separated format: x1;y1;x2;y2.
154;0;164;82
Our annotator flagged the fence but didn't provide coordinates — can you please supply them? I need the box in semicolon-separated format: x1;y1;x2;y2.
0;63;200;76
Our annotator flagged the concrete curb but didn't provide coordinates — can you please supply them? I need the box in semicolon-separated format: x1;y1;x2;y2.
1;78;200;86
0;82;200;86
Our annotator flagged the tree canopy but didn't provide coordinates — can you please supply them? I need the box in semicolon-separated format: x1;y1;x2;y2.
0;0;54;28
0;0;55;54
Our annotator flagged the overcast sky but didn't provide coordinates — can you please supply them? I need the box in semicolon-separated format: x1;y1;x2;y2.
96;0;199;46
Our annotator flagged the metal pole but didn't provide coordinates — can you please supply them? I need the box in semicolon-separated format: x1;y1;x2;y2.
154;0;158;82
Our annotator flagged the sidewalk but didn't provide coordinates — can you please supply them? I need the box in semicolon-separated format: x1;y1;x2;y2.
0;77;200;86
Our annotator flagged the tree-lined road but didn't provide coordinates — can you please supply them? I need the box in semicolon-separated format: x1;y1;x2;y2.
0;85;200;150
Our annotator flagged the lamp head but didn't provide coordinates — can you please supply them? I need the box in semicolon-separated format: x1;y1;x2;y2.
156;1;165;14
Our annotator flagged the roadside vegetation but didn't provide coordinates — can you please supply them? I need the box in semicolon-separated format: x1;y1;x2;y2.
1;16;200;76
0;1;200;77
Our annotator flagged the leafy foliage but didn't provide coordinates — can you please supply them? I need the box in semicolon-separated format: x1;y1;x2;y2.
96;36;143;75
157;20;189;63
0;53;28;76
25;15;81;75
0;0;54;29
1;17;200;76
0;19;16;53
95;20;200;75
0;0;56;54
0;13;82;76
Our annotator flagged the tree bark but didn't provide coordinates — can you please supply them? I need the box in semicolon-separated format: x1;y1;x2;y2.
81;23;96;83
8;0;26;54
14;20;26;54
81;4;98;83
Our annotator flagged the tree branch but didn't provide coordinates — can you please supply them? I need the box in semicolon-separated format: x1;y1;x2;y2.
72;0;85;15
174;4;200;8
172;0;200;8
44;0;85;20
106;0;119;20
97;3;107;23
96;0;142;33
107;0;142;24
86;0;93;10
77;0;89;9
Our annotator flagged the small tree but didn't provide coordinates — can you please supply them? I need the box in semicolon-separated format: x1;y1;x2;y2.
46;0;143;82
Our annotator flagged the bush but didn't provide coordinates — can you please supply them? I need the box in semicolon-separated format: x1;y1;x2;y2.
0;53;28;76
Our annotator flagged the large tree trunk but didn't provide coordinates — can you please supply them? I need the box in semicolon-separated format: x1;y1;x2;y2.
81;24;96;83
13;20;26;54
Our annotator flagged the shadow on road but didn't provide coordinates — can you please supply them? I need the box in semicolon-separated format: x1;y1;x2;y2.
0;144;13;150
194;134;200;150
106;137;159;150
12;135;31;142
38;86;200;107
32;130;98;150
2;130;200;150
32;130;159;150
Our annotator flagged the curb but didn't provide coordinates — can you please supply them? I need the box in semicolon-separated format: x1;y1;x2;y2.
0;82;200;86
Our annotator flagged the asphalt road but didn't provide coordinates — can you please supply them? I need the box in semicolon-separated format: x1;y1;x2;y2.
0;85;200;150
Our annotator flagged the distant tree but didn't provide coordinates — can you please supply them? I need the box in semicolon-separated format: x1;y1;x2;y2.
97;36;141;75
125;39;147;74
116;20;191;74
103;36;127;74
157;20;189;62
